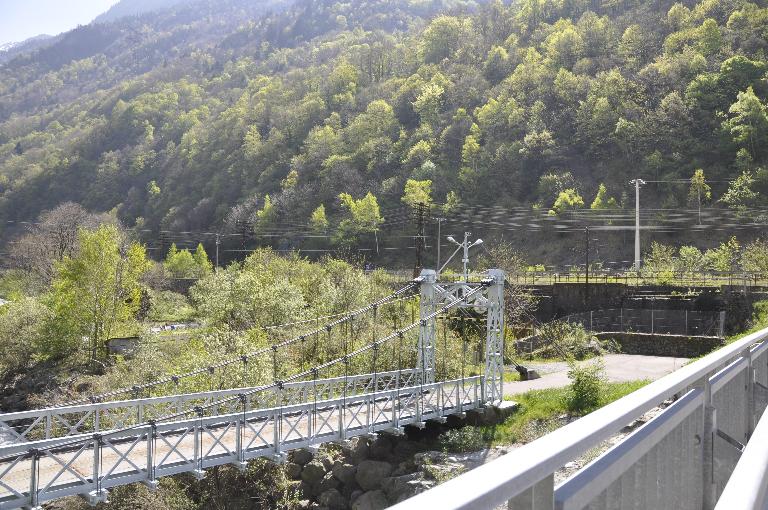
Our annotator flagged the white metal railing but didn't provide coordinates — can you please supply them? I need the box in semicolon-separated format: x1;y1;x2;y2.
715;397;768;509
391;326;768;510
0;369;419;444
0;376;483;509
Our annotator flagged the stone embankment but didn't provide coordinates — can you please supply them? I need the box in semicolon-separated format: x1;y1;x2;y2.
287;406;514;509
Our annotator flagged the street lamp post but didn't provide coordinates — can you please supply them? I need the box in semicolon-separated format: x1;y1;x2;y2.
439;232;483;281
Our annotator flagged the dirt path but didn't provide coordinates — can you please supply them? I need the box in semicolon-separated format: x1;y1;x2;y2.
504;354;689;396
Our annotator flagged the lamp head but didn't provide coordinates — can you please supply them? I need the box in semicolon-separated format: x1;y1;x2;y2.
447;236;457;244
472;238;483;247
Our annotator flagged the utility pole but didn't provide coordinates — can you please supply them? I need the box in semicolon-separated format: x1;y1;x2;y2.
435;217;444;272
585;226;589;304
159;231;169;259
413;203;428;278
215;232;220;273
632;180;639;270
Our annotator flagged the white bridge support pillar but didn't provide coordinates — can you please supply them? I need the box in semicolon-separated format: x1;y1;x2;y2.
485;269;505;404
418;269;437;385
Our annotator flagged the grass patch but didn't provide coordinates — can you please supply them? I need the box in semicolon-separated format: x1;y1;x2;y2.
477;379;649;447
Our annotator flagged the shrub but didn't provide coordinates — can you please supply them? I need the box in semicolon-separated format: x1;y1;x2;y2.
564;360;606;414
437;426;486;453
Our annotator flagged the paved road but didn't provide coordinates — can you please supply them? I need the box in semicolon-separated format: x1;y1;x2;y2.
504;354;689;396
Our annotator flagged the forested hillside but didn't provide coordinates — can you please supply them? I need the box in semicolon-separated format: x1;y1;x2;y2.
0;0;767;264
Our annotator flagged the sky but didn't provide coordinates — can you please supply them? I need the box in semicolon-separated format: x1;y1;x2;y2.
0;0;120;46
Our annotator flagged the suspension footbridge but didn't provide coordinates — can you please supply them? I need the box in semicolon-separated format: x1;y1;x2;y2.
0;270;506;509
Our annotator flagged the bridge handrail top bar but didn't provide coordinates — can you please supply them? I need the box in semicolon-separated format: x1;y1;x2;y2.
390;325;768;510
0;368;420;421
716;393;768;509
0;376;484;458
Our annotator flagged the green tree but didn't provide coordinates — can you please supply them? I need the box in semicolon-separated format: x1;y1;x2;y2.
723;87;768;160
548;189;584;215
50;225;150;361
741;239;768;275
413;83;444;128
721;171;758;212
590;183;618;210
643;242;678;279
164;244;199;278
706;237;741;272
483;46;510;83
679;246;707;273
193;243;212;275
254;195;277;231
401;179;433;209
421;16;466;63
337;192;384;250
0;298;52;375
310;205;329;233
688;169;712;224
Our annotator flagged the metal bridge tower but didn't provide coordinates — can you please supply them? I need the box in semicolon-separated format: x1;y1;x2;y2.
418;268;505;403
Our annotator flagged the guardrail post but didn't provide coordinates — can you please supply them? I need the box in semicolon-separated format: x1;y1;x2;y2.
702;376;717;510
275;383;284;456
744;348;755;439
28;449;40;508
507;474;554;510
88;433;108;504
145;421;158;489
235;395;247;471
193;406;204;480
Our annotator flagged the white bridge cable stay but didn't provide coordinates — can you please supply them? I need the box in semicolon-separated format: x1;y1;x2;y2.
60;281;421;407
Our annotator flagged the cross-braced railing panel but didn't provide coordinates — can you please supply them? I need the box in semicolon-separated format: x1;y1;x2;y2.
0;369;419;444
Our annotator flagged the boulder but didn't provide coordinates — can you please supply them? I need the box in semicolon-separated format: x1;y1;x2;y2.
355;460;393;491
349;490;363;504
392;479;435;504
413;451;446;467
369;436;392;459
381;473;421;501
392;439;424;460
332;462;357;486
301;460;327;485
293;449;314;466
351;490;389;510
318;488;347;510
285;462;303;480
317;472;341;494
349;437;370;463
298;481;313;499
320;455;335;472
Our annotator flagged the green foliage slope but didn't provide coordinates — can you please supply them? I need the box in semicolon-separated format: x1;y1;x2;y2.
0;0;767;248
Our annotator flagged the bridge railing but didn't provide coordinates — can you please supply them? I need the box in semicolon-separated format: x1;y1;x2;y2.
715;395;768;509
391;326;768;510
0;376;483;510
0;369;419;444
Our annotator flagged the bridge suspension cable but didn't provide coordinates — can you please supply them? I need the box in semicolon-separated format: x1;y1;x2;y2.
11;281;488;459
60;281;421;407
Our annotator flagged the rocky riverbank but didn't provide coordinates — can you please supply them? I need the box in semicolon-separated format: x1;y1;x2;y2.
286;406;516;509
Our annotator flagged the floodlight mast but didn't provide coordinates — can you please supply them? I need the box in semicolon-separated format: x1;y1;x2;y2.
439;232;483;280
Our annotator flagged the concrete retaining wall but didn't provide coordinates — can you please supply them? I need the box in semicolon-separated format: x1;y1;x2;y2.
594;332;723;358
